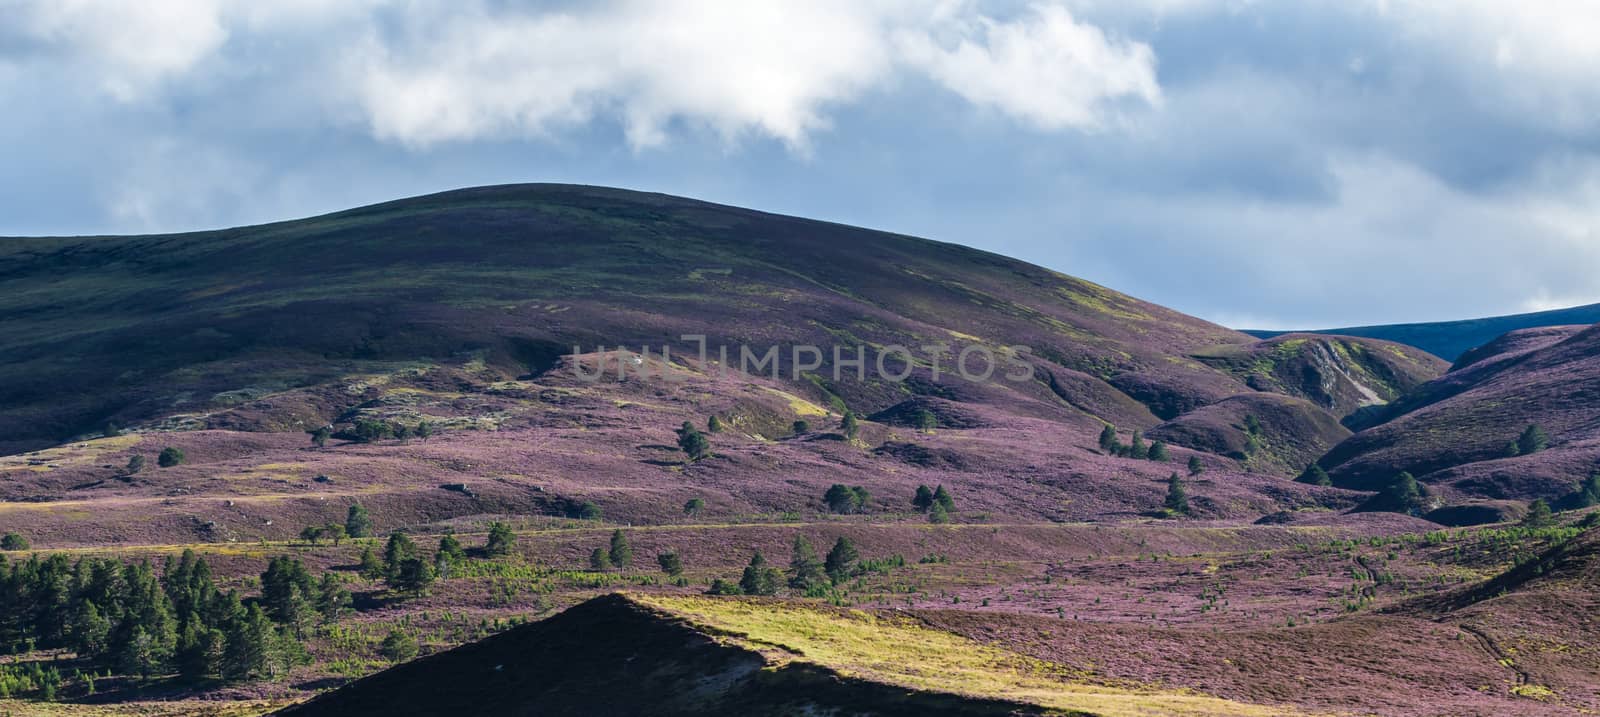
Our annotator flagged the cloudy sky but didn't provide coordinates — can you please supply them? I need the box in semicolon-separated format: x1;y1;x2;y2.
3;1;1599;329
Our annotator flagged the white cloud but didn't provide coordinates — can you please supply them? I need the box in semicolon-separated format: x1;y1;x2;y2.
347;1;906;149
0;0;228;101
343;1;1160;148
896;3;1160;130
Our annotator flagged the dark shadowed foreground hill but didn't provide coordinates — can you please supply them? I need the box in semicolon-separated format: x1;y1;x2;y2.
274;594;1057;717
0;184;1439;457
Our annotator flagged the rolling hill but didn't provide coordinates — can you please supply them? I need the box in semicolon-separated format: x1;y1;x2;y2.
1317;324;1600;516
1244;302;1600;362
0;184;1440;474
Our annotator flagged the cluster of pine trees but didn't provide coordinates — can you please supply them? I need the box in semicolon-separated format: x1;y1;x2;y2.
0;550;338;683
710;536;863;597
1098;425;1169;462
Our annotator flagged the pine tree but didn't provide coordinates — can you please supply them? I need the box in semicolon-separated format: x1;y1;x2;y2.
390;557;435;594
707;415;724;433
485;522;516;557
222;605;277;680
436;534;466;568
683;498;705;517
578;501;603;520
119;626;163;679
678;427;711;461
299;526;323;546
1522;499;1554;528
382;533;417;580
1129;431;1149;460
358;546;383;579
1098;424;1118;452
825;537;859;584
69;600;111;658
310;426;331;448
825;484;861;514
738;552;781;596
1187;455;1204;476
912;485;935;512
415;421;434;441
608;530;633;569
787;535;826;591
841;411;860;440
124;454;145;475
1378;471;1422;513
1148;441;1169;461
1518;424;1550;456
656;551;684;577
260;556;315;635
314;573;350;623
933;485;955;512
345;504;372;539
916;409;937;433
176;621;223;681
928;502;951;524
1164;473;1190;516
589;548;611;571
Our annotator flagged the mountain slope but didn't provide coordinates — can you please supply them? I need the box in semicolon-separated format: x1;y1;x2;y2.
1245;302;1600;361
0;184;1434;459
1318;324;1600;507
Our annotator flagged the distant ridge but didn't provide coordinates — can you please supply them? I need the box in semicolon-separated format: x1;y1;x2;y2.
1244;302;1600;362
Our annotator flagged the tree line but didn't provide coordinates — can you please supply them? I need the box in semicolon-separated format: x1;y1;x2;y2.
0;550;329;685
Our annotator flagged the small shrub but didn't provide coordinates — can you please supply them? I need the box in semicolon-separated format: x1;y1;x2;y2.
157;447;186;468
379;628;419;663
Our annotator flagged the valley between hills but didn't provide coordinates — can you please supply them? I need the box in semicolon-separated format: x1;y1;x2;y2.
0;185;1596;716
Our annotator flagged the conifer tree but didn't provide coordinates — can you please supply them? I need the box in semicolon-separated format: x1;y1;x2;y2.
1518;424;1550;455
1099;424;1118;452
739;551;781;596
787;535;826;591
608;529;633;569
485;522;516;557
382;533;417;580
345;504;372;539
825;537;859;584
656;551;684;577
1164;473;1190;516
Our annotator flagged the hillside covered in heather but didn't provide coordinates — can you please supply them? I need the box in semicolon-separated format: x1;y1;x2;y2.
1;184;1440;460
1318;323;1600;522
4;186;1600;717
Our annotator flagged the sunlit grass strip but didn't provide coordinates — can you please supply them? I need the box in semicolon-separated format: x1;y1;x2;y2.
635;594;1311;717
